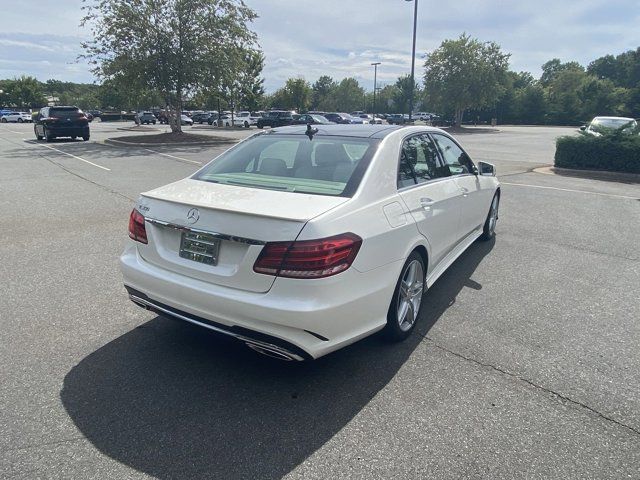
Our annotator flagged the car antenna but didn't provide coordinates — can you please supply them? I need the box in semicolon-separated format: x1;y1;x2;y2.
305;123;318;140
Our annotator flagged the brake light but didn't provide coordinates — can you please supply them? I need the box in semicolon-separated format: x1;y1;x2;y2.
254;233;362;279
128;209;148;244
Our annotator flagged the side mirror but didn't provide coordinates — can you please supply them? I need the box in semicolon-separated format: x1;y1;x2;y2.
477;161;495;177
579;125;587;131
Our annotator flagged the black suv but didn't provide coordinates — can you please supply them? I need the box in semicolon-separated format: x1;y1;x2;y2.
257;110;295;129
34;106;90;142
192;112;214;124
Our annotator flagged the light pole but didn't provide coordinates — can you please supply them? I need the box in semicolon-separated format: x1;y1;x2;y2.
371;62;381;119
405;0;418;121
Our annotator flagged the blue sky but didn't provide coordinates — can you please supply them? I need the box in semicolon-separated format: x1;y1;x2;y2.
1;0;639;91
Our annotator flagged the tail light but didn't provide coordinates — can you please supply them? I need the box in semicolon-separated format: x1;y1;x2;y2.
254;233;362;279
128;209;148;244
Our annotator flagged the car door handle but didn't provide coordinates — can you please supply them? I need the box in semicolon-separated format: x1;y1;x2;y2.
420;197;435;209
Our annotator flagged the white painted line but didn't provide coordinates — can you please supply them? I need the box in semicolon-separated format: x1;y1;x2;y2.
0;127;23;134
501;182;638;200
144;148;202;165
30;142;111;171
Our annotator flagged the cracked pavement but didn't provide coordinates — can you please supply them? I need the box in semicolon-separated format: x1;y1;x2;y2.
1;123;639;479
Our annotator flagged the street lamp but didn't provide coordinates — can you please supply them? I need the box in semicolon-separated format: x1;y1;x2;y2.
371;62;381;120
405;0;418;121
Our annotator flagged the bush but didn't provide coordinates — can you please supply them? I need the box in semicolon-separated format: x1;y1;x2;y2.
555;132;640;174
100;112;136;122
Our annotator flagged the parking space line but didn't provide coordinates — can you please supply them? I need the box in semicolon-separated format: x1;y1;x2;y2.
0;127;24;134
501;182;638;200
144;148;202;165
29;141;111;171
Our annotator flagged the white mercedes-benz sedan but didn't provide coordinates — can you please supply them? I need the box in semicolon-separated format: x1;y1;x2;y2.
121;125;500;361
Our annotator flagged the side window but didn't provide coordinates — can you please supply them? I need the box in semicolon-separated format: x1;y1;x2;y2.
432;134;473;175
397;135;447;188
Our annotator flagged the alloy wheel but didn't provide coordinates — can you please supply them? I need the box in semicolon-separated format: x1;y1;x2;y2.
488;195;499;234
397;259;424;331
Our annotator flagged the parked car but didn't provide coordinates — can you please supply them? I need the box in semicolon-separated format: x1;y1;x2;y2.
581;116;638;136
233;111;261;128
121;124;500;361
192;112;215;124
323;112;352;124
1;111;32;123
256;110;295;128
387;114;411;125
136;111;157;125
87;110;102;118
34;106;90;141
292;114;334;125
347;115;369;125
181;114;194;126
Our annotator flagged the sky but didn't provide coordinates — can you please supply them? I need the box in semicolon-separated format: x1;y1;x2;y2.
0;0;639;92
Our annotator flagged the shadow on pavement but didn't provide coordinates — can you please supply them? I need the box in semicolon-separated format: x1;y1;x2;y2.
61;239;495;479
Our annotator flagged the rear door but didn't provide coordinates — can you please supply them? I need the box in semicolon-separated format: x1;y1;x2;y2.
397;134;462;268
431;133;487;238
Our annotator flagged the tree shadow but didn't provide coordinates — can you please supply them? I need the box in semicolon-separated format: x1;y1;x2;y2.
61;238;495;479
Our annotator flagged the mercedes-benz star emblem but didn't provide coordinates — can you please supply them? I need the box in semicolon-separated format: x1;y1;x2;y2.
187;208;200;224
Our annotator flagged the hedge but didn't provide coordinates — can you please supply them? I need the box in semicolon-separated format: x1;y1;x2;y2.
99;113;137;122
555;133;640;174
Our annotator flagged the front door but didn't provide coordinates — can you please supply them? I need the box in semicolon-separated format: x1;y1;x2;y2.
431;133;487;238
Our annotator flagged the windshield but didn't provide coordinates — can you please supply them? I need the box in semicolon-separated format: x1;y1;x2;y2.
194;134;379;197
591;118;636;129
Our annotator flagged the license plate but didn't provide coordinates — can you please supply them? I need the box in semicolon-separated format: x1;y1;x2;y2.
179;231;220;265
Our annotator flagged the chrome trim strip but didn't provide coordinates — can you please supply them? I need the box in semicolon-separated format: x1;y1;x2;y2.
129;294;305;361
145;217;266;245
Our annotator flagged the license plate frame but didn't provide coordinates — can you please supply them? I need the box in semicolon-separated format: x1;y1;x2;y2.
179;231;220;266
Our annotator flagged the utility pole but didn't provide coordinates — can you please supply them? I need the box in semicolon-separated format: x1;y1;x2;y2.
371;62;381;120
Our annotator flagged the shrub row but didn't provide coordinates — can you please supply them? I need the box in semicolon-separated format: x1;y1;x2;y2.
555;134;640;174
99;113;137;122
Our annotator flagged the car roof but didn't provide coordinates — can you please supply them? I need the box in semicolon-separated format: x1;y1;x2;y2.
267;124;446;139
593;116;635;121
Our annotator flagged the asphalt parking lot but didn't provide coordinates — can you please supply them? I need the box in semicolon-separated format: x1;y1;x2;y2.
1;121;639;479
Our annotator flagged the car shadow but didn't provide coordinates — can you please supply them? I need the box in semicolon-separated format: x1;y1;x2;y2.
61;238;495;479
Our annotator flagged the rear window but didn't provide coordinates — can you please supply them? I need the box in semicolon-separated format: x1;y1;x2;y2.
194;134;379;197
50;107;81;115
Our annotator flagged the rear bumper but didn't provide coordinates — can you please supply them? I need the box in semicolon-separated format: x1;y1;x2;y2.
47;125;89;137
120;243;400;359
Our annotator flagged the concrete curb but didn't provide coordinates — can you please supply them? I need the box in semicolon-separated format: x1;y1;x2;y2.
534;166;640;184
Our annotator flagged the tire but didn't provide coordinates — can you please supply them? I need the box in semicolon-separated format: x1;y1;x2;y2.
1;118;6;123
244;121;249;128
17;118;23;123
82;135;90;141
257;124;264;129
383;251;426;342
152;121;156;124
480;192;500;241
44;127;54;142
35;126;43;141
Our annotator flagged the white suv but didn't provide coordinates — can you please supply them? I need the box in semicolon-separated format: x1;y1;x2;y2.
1;111;33;123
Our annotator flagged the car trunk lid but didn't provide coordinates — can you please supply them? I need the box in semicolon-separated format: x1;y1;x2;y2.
136;178;348;293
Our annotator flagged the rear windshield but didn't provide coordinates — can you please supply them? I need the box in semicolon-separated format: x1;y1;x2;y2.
50;107;81;115
194;134;379;197
592;118;636;129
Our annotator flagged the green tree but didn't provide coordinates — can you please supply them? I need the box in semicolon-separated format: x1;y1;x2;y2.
545;69;587;125
540;59;584;87
82;0;259;133
312;75;337;111
283;78;312;112
3;76;44;108
423;33;510;126
332;77;365;112
393;74;419;114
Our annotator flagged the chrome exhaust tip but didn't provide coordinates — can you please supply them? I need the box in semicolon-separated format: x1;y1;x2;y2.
244;342;301;361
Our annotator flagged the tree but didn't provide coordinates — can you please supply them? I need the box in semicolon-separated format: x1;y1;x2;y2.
540;59;584;87
2;76;44;108
332;77;365;112
423;34;510;126
393;74;419;114
82;0;259;133
312;75;337;110
545;69;587;125
283;78;312;112
237;51;265;112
